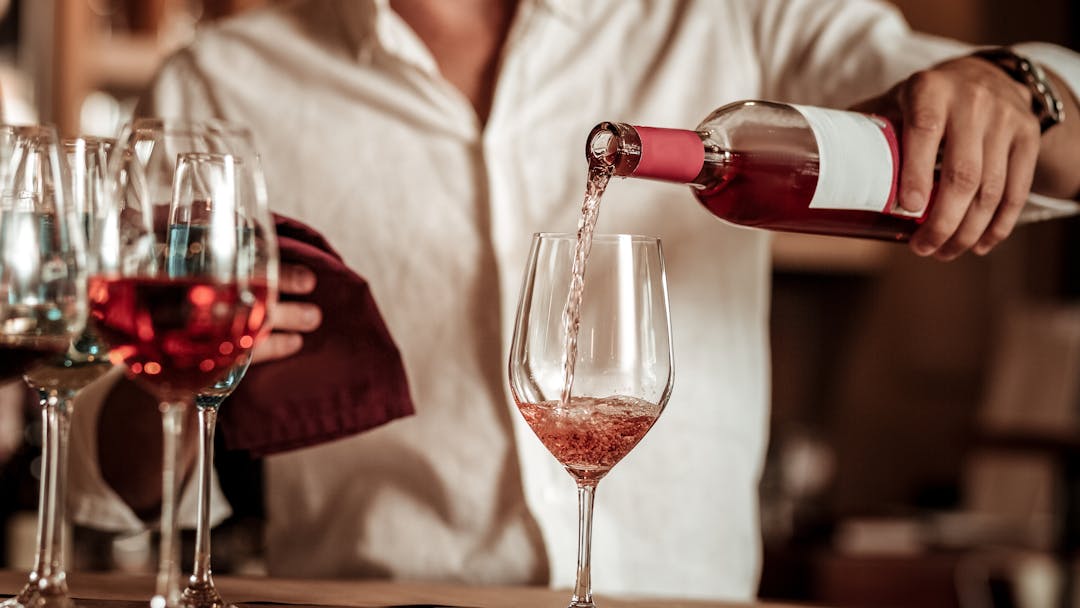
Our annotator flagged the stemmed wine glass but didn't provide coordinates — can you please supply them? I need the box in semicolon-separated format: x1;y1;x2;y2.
16;135;114;608
182;124;270;608
92;120;277;608
508;233;673;608
0;125;89;608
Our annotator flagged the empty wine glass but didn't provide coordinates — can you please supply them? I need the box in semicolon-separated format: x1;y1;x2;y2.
508;233;673;608
0;125;88;608
23;138;115;393
93;121;277;608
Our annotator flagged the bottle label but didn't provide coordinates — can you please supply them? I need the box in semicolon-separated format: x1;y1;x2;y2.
792;105;908;215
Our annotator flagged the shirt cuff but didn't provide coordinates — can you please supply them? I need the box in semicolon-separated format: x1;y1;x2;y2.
68;366;233;533
1015;42;1080;107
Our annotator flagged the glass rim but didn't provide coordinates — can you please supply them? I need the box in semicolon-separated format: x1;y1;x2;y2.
62;135;116;147
0;123;60;140
0;122;58;132
176;151;241;164
534;231;661;244
125;117;255;137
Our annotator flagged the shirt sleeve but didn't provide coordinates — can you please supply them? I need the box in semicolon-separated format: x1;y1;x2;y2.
1016;42;1080;114
68;367;234;533
749;0;969;107
748;0;1080;119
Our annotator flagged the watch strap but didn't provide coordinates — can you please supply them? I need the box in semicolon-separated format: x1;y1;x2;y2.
973;46;1065;133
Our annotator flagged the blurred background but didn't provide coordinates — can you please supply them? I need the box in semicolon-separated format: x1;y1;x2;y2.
761;2;1080;607
0;1;1076;607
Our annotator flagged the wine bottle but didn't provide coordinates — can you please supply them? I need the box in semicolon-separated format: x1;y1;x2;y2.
587;100;1078;242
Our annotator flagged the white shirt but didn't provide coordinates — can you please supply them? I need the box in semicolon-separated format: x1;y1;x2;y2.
67;0;1080;600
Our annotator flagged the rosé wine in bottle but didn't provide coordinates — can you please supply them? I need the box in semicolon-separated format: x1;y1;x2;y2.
587;100;1078;241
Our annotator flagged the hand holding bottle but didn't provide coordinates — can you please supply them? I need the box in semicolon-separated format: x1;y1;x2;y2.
590;50;1079;258
854;52;1080;260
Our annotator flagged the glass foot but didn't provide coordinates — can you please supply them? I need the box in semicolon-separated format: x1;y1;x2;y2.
0;582;31;608
181;580;235;608
1;581;74;608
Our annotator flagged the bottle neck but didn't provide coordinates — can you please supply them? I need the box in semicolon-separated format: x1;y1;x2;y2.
587;123;705;184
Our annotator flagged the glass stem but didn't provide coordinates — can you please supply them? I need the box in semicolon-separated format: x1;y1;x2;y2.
154;401;187;608
569;481;598;608
45;394;72;593
189;406;217;590
28;392;72;598
28;395;54;588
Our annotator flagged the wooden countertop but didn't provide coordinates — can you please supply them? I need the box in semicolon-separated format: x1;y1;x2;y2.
0;570;811;608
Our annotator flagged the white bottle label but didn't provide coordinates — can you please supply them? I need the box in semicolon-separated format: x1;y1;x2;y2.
792;105;904;214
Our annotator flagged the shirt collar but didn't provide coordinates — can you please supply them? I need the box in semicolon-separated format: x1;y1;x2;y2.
337;0;585;62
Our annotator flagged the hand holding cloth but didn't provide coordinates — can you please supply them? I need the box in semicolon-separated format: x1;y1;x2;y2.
217;214;414;456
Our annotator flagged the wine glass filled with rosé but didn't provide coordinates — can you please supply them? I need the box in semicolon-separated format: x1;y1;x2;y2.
91;120;277;608
508;232;673;608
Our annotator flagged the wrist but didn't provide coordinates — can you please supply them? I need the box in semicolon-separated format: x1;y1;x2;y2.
972;46;1065;133
1032;69;1080;199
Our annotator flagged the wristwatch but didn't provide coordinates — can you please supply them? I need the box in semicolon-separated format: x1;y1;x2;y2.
972;46;1065;133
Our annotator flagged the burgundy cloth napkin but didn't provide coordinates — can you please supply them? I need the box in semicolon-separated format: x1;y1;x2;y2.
217;214;415;456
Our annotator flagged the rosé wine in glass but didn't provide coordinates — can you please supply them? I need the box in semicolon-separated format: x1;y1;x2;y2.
509;232;672;608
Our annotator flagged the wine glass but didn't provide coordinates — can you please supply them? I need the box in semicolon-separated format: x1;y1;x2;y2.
92;120;277;608
182;125;271;608
508;233;673;608
0;125;89;608
15;135;114;607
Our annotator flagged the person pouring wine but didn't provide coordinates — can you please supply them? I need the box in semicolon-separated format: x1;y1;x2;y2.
65;0;1080;602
